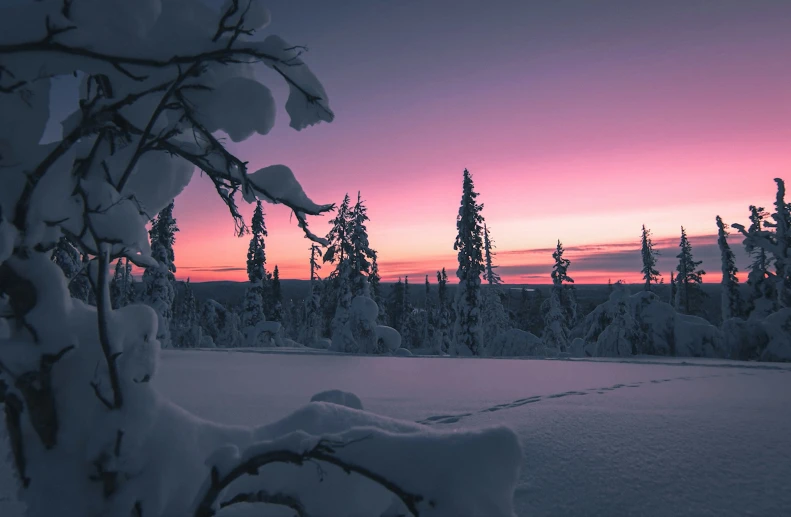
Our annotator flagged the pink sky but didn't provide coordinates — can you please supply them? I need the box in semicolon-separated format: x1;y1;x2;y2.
167;1;791;284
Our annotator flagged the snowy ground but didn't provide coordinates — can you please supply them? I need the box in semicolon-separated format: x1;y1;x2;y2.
3;350;791;516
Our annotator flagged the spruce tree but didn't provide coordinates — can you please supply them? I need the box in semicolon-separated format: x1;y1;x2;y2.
302;245;323;346
349;192;377;297
640;225;660;290
716;216;743;321
670;271;676;305
483;223;502;285
143;202;178;348
607;278;614;295
241;201;267;340
271;265;283;321
370;254;387;324
388;277;405;330
246;201;267;286
52;235;82;284
437;268;452;353
110;258;134;309
542;240;575;351
674;226;706;315
324;194;354;344
401;276;412;348
744;206;776;317
453;169;486;356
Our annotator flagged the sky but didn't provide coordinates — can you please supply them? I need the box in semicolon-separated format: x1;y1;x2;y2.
63;0;791;284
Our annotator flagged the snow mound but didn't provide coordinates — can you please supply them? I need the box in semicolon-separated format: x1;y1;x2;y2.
486;328;545;357
376;325;401;352
761;308;791;362
310;390;364;410
393;348;413;357
576;286;726;358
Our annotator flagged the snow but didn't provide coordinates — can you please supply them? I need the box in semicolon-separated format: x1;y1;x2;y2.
375;325;402;352
310;389;364;410
3;349;791;515
141;350;791;517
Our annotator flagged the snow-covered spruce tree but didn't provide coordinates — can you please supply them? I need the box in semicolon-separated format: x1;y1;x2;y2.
398;275;417;348
0;4;520;515
110;258;134;309
142;202;178;347
739;206;776;318
172;279;202;348
542;240;575;352
387;277;405;331
301;244;323;346
670;271;677;304
733;180;791;310
483;223;502;285
52;234;82;287
423;275;439;352
674;227;707;315
716;216;743;321
453;168;486;356
71;252;94;303
241;200;267;341
270;264;283;321
370;254;388;324
435;268;454;353
349;191;377;297
640;224;660;291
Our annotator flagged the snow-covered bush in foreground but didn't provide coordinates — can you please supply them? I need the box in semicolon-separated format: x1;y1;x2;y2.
576;283;727;358
0;2;521;515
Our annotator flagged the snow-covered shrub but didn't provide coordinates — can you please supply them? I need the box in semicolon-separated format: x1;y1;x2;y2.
375;325;402;354
760;308;791;361
0;2;521;515
721;317;769;360
486;328;545;357
577;284;727;358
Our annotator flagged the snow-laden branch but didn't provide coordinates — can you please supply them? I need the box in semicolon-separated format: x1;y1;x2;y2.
195;432;424;517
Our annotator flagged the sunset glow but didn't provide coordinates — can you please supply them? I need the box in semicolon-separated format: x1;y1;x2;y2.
166;1;791;285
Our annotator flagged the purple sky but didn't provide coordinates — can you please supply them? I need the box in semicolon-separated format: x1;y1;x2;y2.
121;1;791;282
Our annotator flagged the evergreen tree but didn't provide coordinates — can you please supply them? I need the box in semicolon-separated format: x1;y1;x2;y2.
401;276;412;347
742;206;776;318
246;200;267;285
76;254;95;303
324;194;354;345
607;278;613;295
542;240;575;351
143;202;178;348
640;225;660;290
302;245;323;346
270;265;283;321
370;254;387;324
349;192;377;296
483;223;502;285
52;235;82;283
242;201;268;338
110;258;134;309
172;280;202;348
453;169;486;356
716;216;743;321
324;193;353;267
765;178;791;308
670;271;676;305
436;268;453;354
388;277;405;330
674;226;706;315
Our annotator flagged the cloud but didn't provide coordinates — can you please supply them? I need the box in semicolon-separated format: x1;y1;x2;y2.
178;266;247;272
376;233;751;283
